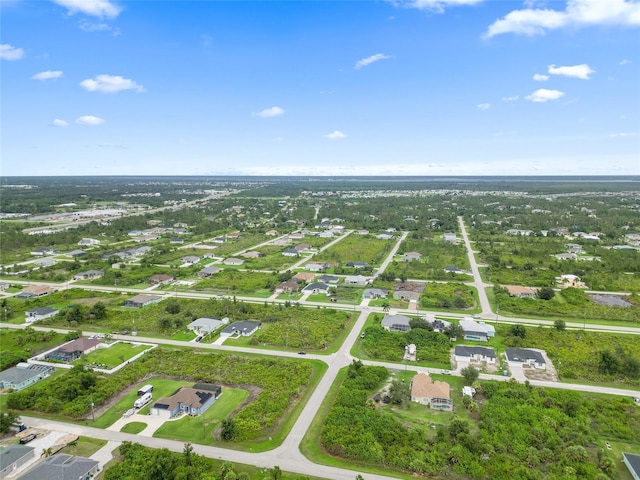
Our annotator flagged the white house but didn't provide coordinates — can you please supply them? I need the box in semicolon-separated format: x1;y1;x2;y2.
25;307;58;322
459;318;495;342
505;348;547;369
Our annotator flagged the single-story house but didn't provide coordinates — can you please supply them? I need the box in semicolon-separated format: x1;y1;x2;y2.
241;251;264;259
346;261;369;269
198;266;221;278
45;337;101;363
454;345;497;364
72;270;104;281
317;275;340;284
265;229;279;236
276;281;300;294
226;232;241;239
170;238;185;244
223;257;244;266
25;307;58;322
293;272;316;282
401;252;422;262
344;275;369;286
64;249;87;258
503;285;537;298
302;282;330;295
282;248;300;257
376;233;394;240
16;453;99;480
555;253;578;261
506;229;533;236
442;233;457;244
556;274;587;289
410;373;453;411
0;445;35;478
318;231;334;238
356;229;369;235
505;348;546;369
32;257;56;267
149;274;175;285
459;318;496;342
181;255;200;265
187;317;228;335
212;236;227;244
363;288;387;299
30;248;55;256
293;243;311;252
151;384;222;419
220;320;261;338
17;285;55;299
305;262;330;272
428;318;451;333
0;364;53;391
444;266;467;274
78;238;100;246
122;294;163;308
393;290;421;302
381;314;412;332
623;453;640;480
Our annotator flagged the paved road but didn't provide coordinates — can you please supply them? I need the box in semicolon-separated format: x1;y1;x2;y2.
458;216;492;316
374;231;408;278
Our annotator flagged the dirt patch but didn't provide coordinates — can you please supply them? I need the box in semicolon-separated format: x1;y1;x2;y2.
588;294;634;307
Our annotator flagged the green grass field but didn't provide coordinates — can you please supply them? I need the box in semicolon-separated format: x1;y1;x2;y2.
59;436;107;457
80;342;150;369
153;387;250;444
120;422;147;434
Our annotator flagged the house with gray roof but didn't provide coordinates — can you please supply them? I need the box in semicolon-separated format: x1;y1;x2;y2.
187;317;228;336
0;364;53;391
454;346;497;364
72;269;104;281
401;252;422;262
363;288;388;299
17;453;99;480
122;294;163;308
344;275;369;286
302;282;330;295
393;290;421;302
0;445;35;478
25;306;58;323
198;266;221;277
220;320;261;338
459;318;495;342
505;348;546;369
623;453;640;480
317;275;340;284
381;314;412;332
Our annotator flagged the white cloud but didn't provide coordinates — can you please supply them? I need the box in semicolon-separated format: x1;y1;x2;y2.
485;0;640;37
75;115;104;125
533;73;549;81
354;53;391;70
52;0;121;18
526;88;565;102
32;70;63;80
609;132;639;138
78;20;120;35
51;118;68;127
255;106;284;118
502;95;519;102
0;44;24;61
619;59;631;65
80;74;145;93
398;0;483;12
477;103;491;110
324;130;347;140
548;63;595;79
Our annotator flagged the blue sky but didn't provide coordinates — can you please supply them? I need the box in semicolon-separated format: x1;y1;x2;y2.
1;0;639;176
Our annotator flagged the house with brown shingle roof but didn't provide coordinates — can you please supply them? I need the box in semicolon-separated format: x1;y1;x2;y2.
293;272;315;282
45;337;101;363
410;372;452;411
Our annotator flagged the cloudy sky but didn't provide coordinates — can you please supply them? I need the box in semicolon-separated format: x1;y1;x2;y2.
1;0;639;176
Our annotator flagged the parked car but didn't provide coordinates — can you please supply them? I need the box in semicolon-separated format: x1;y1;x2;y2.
298;351;306;355
441;370;452;375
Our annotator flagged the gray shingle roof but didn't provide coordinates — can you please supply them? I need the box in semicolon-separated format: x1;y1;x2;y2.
0;444;34;470
17;454;98;480
505;348;545;365
454;345;496;359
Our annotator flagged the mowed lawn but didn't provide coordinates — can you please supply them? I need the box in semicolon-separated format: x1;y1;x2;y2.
93;378;194;428
80;342;150;369
153;387;250;445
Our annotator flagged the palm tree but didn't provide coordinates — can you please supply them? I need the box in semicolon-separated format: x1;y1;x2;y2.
41;447;53;458
381;300;391;313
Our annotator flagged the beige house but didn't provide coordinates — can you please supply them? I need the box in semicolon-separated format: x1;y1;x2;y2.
410;373;453;411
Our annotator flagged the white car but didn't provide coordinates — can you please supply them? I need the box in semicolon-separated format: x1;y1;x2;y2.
441;370;452;375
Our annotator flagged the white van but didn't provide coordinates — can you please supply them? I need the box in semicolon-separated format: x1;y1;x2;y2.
134;392;152;409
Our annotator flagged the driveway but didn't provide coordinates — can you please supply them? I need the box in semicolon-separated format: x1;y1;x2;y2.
107;412;169;437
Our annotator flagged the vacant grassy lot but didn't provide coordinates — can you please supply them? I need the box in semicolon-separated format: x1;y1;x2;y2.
153;387;250;444
59;436;107;457
81;342;150;369
313;234;393;266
